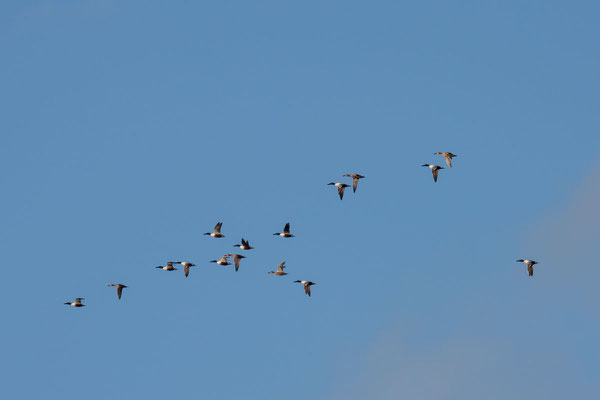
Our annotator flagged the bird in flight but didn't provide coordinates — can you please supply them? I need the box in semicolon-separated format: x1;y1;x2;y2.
210;256;232;266
64;297;85;307
342;173;365;193
273;222;294;238
422;164;444;182
328;182;351;200
516;259;539;276
156;262;178;271
108;283;128;299
204;222;225;238
434;152;457;168
172;261;196;277
234;238;254;250
268;261;287;276
224;254;246;272
294;280;316;296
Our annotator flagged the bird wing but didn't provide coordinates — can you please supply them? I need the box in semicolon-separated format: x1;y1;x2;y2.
284;223;290;234
277;262;286;272
242;238;248;247
184;265;190;277
214;222;222;234
234;256;240;271
352;177;359;192
338;186;345;200
432;169;439;182
117;286;123;299
75;298;83;304
445;155;452;168
305;285;311;296
527;264;534;276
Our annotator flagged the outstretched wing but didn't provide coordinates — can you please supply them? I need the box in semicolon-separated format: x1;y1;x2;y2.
432;169;439;182
277;262;286;272
445;155;453;168
117;286;123;299
214;222;223;234
284;223;290;234
527;264;534;276
338;186;345;200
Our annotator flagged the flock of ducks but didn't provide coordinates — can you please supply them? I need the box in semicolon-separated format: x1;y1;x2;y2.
64;154;541;308
65;219;313;307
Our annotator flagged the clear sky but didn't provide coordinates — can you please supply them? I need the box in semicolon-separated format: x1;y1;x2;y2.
1;1;599;399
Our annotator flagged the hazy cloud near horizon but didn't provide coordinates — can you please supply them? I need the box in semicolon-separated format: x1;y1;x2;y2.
329;166;600;400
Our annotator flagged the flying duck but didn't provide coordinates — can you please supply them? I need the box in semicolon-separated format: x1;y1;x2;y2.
268;262;288;276
516;259;539;276
273;222;294;237
156;262;178;271
342;173;365;192
328;182;351;200
294;280;316;297
210;256;231;266
224;254;246;272
434;152;457;168
234;238;254;250
422;164;444;182
108;284;127;300
172;261;196;277
204;222;225;238
64;298;85;307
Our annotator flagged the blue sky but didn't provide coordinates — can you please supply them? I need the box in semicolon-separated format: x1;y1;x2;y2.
1;1;599;399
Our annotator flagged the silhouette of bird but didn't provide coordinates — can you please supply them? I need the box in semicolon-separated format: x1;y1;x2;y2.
210;256;232;266
234;238;254;250
224;254;246;272
434;152;457;168
273;222;294;238
172;261;196;277
108;284;127;299
156;262;178;271
342;173;365;192
294;280;316;296
516;259;539;276
268;262;288;276
422;164;444;182
328;182;351;200
64;298;85;307
204;222;225;238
